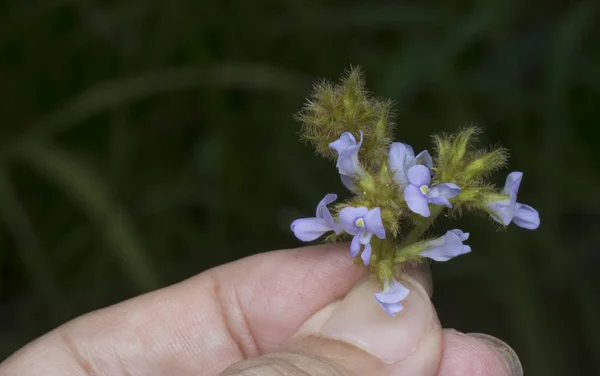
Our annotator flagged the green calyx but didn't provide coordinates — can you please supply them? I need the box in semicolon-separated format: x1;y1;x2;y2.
295;67;394;170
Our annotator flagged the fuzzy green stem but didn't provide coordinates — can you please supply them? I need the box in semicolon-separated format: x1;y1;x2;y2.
373;239;398;284
376;257;394;284
393;241;427;263
358;173;377;194
375;111;388;144
401;206;444;245
378;161;389;179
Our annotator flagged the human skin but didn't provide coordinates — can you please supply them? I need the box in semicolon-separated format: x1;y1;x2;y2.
0;244;522;375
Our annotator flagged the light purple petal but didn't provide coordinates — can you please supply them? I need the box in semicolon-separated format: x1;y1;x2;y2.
374;279;410;316
488;201;513;226
358;230;374;245
361;243;372;266
389;279;410;298
364;207;386;239
336;131;365;179
374;280;410;303
350;234;362;257
315;194;341;234
414;150;433;169
442;229;466;246
447;229;469;241
388;142;415;186
340;175;356;190
290;218;332;242
404;185;430;217
428;195;452;208
488;172;536;227
420;229;471;262
376;301;404;317
513;203;540;230
328;132;357;154
339;206;369;235
430;183;461;199
337;150;364;178
389;142;415;165
504;171;523;205
420;245;455;261
329;132;365;180
315;193;337;217
428;183;461;208
407;165;431;187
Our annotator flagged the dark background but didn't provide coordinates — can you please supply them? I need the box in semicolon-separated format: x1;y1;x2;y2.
1;1;599;375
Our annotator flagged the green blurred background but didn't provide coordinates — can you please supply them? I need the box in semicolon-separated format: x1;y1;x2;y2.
1;1;599;375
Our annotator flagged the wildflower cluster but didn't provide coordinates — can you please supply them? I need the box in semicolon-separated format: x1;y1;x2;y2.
290;68;540;317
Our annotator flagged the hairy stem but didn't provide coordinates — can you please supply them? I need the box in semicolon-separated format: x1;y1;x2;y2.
401;206;444;245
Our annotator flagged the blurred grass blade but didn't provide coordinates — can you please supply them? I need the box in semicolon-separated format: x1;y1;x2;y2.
21;64;307;142
0;166;69;318
13;142;160;291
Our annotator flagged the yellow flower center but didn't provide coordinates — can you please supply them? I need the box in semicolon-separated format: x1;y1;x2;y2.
355;217;365;228
419;185;429;195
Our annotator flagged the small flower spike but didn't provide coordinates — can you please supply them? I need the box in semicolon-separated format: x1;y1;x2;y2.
487;172;540;230
374;278;410;317
339;206;386;265
421;229;472;262
291;69;542;320
403;165;462;217
291;194;342;241
388;142;433;187
329;131;366;190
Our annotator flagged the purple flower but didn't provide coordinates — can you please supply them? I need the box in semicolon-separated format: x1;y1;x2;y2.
291;194;342;241
403;165;462;217
339;206;386;266
329;131;366;190
388;142;433;187
421;229;472;262
487;172;540;230
374;279;410;317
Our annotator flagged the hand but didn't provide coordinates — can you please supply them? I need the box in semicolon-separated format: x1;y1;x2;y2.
0;244;522;376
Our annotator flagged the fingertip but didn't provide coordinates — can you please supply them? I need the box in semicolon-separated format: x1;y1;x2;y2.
317;273;440;365
438;329;523;376
466;333;523;376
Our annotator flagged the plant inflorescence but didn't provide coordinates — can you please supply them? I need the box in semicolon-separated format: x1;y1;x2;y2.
291;68;540;316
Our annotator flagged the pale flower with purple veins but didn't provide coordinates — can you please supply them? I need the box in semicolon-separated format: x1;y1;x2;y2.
487;171;540;230
388;142;433;187
421;229;471;262
329;131;366;190
403;165;462;217
339;206;386;266
374;278;410;317
291;194;342;241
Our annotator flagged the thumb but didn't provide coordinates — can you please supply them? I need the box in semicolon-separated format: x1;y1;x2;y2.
220;269;442;376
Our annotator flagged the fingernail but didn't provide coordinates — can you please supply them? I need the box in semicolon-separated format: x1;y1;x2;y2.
467;333;523;376
398;261;433;297
319;274;436;364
